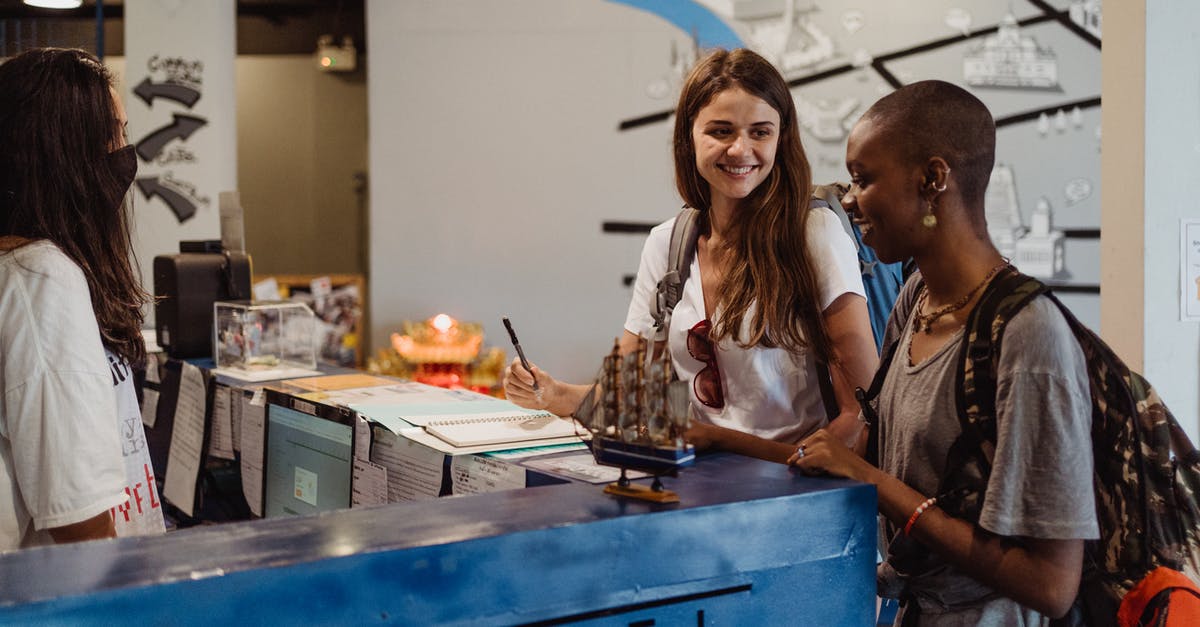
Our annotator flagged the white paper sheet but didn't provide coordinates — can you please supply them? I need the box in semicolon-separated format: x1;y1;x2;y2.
140;387;159;429
354;415;372;461
521;452;648;484
351;458;389;507
354;398;553;429
239;390;266;516
230;390;242;453
209;366;323;383
368;427;445;502
145;356;161;383
208;384;235;460
450;455;527;495
396;425;583;456
162;362;206;517
253;277;281;301
483;441;590;460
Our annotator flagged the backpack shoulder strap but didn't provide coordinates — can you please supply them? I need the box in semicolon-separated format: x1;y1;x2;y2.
856;273;925;465
857;331;899;466
956;269;1048;432
806;190;849;420
813;183;860;255
651;206;700;336
940;268;1048;518
814;182;908;351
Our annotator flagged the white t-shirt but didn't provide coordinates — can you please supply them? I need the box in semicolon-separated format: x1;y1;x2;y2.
105;349;166;538
1;241;128;551
877;278;1096;625
624;205;865;443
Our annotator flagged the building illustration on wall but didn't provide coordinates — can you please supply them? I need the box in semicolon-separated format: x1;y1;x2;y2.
747;1;834;74
1014;197;1066;279
986;164;1025;260
795;94;859;143
985;164;1068;280
608;0;1101;326
963;13;1058;90
1070;0;1102;39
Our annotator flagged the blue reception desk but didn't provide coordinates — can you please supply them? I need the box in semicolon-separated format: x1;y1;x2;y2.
0;454;876;625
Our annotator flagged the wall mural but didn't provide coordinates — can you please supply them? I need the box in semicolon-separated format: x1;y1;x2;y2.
132;55;209;223
607;0;1103;327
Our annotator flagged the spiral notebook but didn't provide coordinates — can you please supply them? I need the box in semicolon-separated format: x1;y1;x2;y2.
423;411;580;448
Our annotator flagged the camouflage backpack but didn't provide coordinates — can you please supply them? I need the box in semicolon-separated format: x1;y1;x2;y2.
862;268;1200;625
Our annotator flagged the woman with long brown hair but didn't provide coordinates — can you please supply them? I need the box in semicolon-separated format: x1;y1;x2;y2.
0;48;164;550
505;48;877;463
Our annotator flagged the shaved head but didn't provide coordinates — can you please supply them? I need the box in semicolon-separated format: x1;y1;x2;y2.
861;80;996;208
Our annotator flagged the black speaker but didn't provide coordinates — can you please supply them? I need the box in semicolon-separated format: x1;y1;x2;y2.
153;251;252;359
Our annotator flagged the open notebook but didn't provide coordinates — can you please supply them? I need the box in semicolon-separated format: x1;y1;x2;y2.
424;411;581;448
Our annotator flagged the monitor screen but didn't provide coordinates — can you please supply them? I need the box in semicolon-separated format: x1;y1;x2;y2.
264;398;354;518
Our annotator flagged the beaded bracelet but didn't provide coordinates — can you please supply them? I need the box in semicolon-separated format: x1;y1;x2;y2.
903;496;938;536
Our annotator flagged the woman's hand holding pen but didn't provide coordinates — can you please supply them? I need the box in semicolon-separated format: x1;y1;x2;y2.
503;357;553;411
501;357;595;418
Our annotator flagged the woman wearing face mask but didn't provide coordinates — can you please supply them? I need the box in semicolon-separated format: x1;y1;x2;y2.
504;49;878;463
0;48;164;551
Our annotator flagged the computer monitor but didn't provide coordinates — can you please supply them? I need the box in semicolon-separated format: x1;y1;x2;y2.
263;390;355;518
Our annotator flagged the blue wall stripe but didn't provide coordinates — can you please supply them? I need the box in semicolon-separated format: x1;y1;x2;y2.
607;0;744;49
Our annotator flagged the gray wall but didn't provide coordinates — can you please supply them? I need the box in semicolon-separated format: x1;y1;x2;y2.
365;0;1107;385
1142;1;1200;440
237;56;368;277
367;0;684;383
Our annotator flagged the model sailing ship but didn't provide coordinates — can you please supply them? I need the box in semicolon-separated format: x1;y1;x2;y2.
573;338;695;500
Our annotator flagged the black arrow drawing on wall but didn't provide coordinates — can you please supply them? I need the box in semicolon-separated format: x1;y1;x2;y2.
135;176;196;223
133;77;201;108
135;114;206;162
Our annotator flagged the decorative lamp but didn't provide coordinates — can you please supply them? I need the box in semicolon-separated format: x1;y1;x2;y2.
390;314;483;389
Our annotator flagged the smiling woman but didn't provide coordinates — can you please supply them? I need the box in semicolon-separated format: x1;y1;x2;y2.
792;81;1100;624
690;87;780;212
503;48;879;467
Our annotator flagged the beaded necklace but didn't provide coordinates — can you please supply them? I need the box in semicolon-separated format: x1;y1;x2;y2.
913;261;1010;334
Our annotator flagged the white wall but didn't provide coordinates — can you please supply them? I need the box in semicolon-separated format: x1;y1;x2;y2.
368;0;1200;444
1143;0;1200;441
124;0;237;315
366;0;684;382
1103;0;1200;442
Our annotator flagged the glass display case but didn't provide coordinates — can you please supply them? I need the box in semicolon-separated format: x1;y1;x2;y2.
214;300;317;372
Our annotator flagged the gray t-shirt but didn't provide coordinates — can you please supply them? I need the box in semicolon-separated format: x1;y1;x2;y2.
877;277;1098;626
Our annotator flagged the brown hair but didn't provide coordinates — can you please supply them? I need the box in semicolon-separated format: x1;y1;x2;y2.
0;48;148;364
672;48;831;361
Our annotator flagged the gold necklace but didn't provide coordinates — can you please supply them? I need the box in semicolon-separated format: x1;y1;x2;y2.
913;261;1010;334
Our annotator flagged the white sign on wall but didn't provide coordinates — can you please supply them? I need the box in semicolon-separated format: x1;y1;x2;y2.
124;0;237;321
1183;220;1200;321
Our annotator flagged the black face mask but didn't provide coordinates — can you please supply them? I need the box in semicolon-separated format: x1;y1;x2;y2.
105;145;138;210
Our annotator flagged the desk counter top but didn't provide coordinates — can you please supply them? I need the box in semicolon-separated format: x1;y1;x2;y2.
0;453;877;625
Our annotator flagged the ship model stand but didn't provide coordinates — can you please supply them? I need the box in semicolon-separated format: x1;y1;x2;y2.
573;338;694;503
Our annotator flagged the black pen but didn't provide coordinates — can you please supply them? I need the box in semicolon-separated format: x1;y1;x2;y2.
502;316;541;396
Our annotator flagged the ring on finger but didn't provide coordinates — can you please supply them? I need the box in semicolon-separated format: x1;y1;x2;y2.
795;444;807;460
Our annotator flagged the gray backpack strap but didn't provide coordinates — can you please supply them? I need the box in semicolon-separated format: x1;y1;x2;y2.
651;206;700;340
810;185;855;421
813;183;860;256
